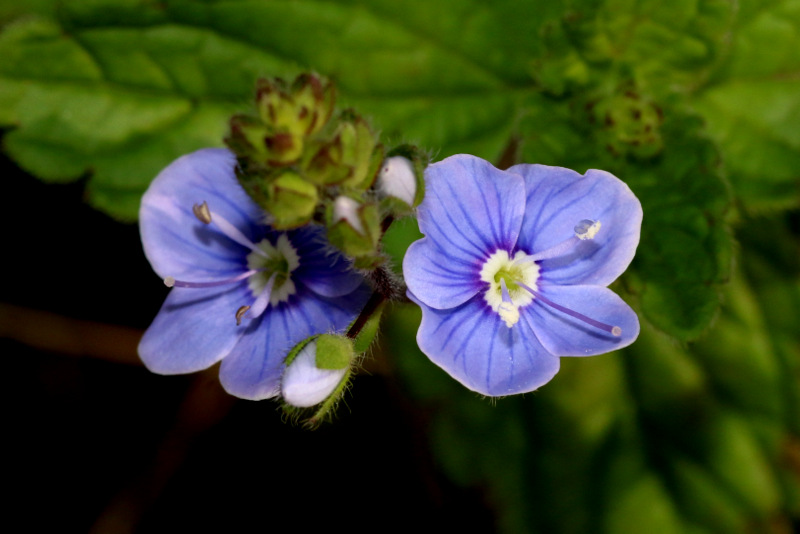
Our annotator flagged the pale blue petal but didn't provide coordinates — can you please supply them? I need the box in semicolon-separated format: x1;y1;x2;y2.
410;292;561;396
403;237;483;309
138;284;251;374
140;148;266;281
417;155;526;266
219;284;370;400
525;285;639;357
291;226;364;298
509;164;642;287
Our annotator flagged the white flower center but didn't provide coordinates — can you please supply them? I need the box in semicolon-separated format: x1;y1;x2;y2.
480;250;540;327
246;234;300;305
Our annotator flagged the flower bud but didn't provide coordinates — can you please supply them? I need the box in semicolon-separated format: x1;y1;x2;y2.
326;198;382;268
338;115;382;189
332;195;364;234
265;172;318;229
281;334;353;408
377;156;416;206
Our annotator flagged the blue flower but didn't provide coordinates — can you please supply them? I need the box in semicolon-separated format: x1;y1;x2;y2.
403;155;642;396
138;148;369;400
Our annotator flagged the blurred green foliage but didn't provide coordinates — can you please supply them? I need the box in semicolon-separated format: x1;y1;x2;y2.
0;0;798;532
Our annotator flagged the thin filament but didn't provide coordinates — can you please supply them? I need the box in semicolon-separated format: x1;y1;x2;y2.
165;269;259;288
246;272;277;320
195;202;267;257
517;282;621;336
518;236;580;263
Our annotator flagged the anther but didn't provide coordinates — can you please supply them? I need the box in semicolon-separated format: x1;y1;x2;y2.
235;305;251;326
574;219;601;240
192;201;212;224
518;282;621;337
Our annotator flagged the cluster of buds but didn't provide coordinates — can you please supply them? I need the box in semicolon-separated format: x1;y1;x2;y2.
225;74;426;268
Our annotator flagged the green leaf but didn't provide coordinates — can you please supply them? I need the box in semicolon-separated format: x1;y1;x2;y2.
519;92;732;341
0;0;564;220
689;0;800;211
387;256;799;532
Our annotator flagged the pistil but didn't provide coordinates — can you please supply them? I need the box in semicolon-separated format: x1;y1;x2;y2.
497;278;520;328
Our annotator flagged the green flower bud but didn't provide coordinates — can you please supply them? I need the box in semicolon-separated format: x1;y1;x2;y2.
290;73;336;137
301;135;352;186
226;74;338;172
301;113;382;189
327;197;382;268
266;172;319;229
338;114;382;189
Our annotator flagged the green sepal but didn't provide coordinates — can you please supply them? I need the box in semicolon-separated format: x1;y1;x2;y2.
314;333;354;370
352;302;385;354
283;334;320;367
266;172;318;229
255;74;335;139
301;135;352;186
225;114;270;167
357;142;385;192
339;114;381;189
290;73;336;137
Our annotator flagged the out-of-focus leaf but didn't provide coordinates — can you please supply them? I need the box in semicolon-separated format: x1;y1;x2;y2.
519;92;732;341
690;0;800;211
0;0;58;26
388;250;799;533
0;0;565;220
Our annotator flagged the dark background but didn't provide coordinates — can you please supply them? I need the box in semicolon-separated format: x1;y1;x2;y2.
1;152;496;533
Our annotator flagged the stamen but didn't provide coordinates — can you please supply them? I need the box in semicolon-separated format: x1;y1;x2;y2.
245;273;277;321
515;219;601;264
192;201;267;257
193;201;212;224
235;305;250;326
497;279;520;328
574;219;601;240
164;269;259;288
518;282;621;336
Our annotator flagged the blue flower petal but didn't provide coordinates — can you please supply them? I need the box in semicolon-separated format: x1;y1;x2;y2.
509;164;642;287
525;284;640;357
410;292;561;396
218;284;370;400
418;154;526;265
291;226;364;298
138;284;251;374
403;237;483;309
140;148;265;281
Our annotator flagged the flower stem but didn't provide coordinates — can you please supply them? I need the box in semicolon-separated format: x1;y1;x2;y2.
346;290;385;339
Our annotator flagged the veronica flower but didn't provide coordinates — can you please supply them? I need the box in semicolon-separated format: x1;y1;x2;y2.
403;155;642;396
138;148;368;400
